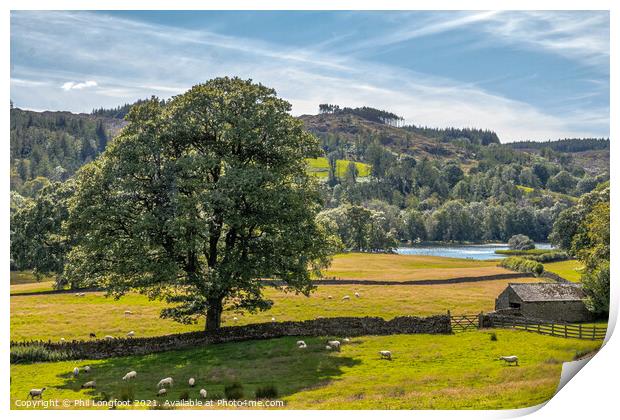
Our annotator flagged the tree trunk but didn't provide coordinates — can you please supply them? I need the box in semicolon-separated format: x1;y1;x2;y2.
205;298;223;331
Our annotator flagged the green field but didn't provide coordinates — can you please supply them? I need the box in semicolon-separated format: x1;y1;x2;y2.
516;185;577;203
544;260;584;282
10;331;601;410
306;157;371;178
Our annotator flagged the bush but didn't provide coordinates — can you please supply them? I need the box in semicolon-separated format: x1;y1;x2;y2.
224;382;244;400
527;251;569;263
255;385;279;399
10;344;74;363
499;257;543;276
178;391;190;401
508;234;535;250
489;332;497;341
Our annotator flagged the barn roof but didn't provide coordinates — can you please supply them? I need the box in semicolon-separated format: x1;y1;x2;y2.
507;283;586;302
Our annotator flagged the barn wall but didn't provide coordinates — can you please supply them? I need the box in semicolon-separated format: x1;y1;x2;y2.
521;301;595;323
495;288;522;311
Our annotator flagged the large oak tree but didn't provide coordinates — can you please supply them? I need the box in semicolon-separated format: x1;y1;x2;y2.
66;77;336;330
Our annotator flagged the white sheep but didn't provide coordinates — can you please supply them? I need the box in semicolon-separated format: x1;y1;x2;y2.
354;292;360;298
127;331;135;338
296;340;306;347
298;343;307;349
124;310;133;316
343;338;351;343
342;295;350;301
379;350;392;360
499;355;519;366
199;389;208;399
327;340;341;351
327;295;333;299
75;293;80;297
104;335;115;340
73;367;79;377
325;345;332;351
79;292;86;297
271;317;276;322
83;366;91;373
60;338;66;343
188;378;195;387
157;388;167;396
81;380;96;389
28;388;46;399
233;317;238;322
157;377;173;389
123;371;137;381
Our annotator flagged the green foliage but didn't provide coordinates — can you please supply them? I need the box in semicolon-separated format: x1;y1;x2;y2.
65;78;338;330
489;332;497;341
255;385;279;399
508;234;535;250
499;257;543;276
10;344;74;364
224;382;244;400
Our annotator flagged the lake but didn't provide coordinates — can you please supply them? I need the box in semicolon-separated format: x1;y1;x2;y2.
396;243;553;260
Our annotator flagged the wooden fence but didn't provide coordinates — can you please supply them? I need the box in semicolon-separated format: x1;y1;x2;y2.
487;316;606;340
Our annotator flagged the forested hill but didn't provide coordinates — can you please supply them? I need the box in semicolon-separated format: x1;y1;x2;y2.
508;138;609;153
10;108;125;195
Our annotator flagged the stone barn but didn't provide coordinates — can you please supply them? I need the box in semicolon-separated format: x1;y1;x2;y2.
495;283;594;322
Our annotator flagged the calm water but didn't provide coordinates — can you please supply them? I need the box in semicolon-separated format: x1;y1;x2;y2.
396;243;553;260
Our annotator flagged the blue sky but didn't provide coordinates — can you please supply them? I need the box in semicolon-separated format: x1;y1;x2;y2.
10;10;609;142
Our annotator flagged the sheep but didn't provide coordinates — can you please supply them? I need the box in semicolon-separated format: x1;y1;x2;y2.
60;338;66;343
157;388;167;397
73;367;79;377
354;292;360;298
298;343;307;349
81;380;96;389
296;340;306;347
126;331;135;338
342;338;351;343
199;389;208;399
499;356;519;366
89;333;96;339
79;292;86;297
188;378;195;387
325;345;332;351
327;340;341;351
327;295;333;299
104;335;115;340
233;317;238;322
123;371;137;381
271;317;276;322
379;350;392;360
28;388;46;399
83;366;91;373
342;295;350;301
124;310;133;315
74;293;80;297
157;377;173;389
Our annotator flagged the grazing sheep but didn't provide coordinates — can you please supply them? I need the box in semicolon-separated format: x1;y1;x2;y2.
499;356;519;366
157;377;173;389
28;388;46;399
199;389;208;399
79;292;86;297
89;333;96;339
298;343;307;349
327;340;341;351
60;338;66;343
157;388;167;397
104;335;115;340
343;338;351;343
81;381;96;389
354;292;360;298
188;378;195;387
73;367;79;377
74;293;80;297
83;366;91;374
296;340;306;347
325;345;332;351
124;310;133;315
233;317;238;322
327;295;333;299
379;350;392;360
126;331;135;338
123;371;137;381
271;317;276;322
342;295;350;301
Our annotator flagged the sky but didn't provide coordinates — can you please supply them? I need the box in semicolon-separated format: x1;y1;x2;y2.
10;10;610;142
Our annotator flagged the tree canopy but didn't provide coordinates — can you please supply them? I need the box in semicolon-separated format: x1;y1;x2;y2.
65;77;337;330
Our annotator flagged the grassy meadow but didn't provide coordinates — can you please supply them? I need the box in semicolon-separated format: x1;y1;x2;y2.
544;260;584;282
10;331;602;410
306;157;371;179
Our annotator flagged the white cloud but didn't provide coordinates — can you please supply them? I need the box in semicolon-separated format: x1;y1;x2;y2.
61;80;98;91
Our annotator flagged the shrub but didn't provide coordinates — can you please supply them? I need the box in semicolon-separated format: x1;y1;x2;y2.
255;385;279;399
489;332;497;341
508;234;535;250
499;257;543;276
224;382;244;400
178;391;190;401
10;344;74;363
527;251;569;263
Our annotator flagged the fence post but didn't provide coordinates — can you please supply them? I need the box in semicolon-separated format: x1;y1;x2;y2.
593;325;596;339
551;323;555;336
579;324;582;339
564;324;567;338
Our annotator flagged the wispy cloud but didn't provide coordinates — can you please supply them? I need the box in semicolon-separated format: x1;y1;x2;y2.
10;11;609;141
61;80;97;91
